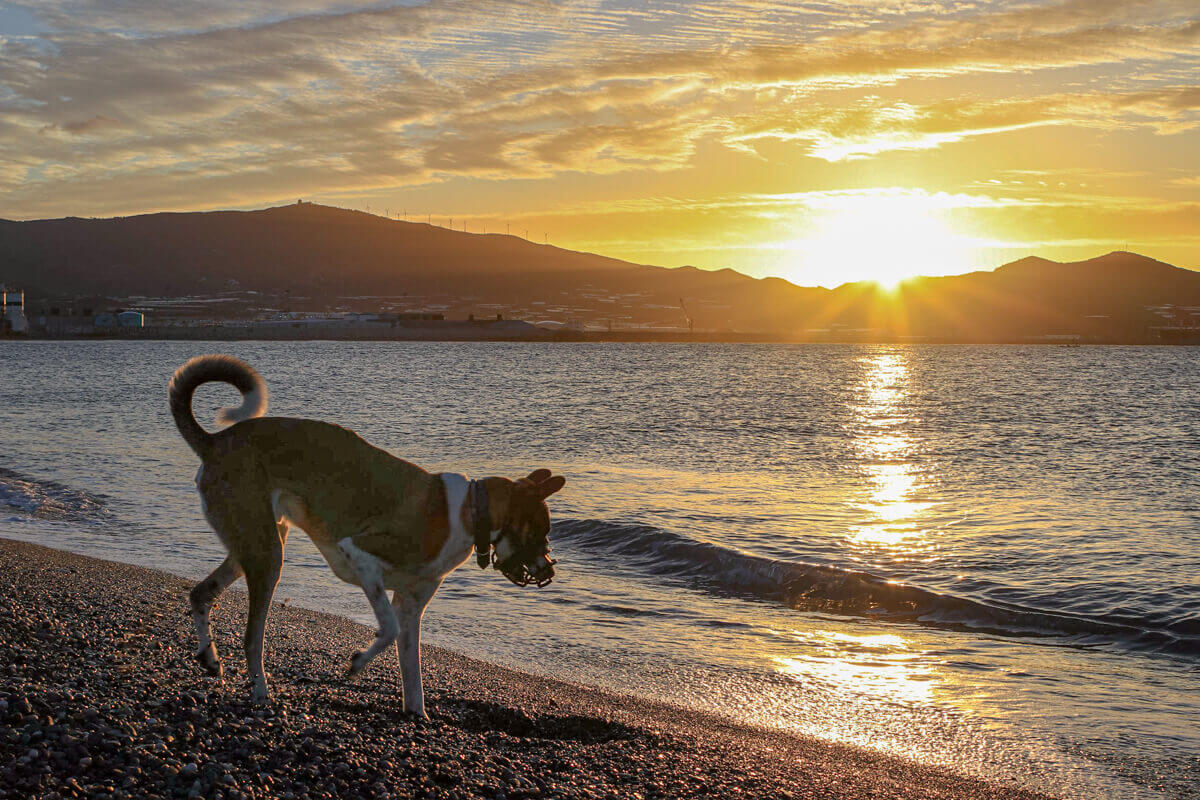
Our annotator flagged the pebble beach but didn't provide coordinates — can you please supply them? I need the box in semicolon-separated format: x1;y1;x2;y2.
0;538;1053;800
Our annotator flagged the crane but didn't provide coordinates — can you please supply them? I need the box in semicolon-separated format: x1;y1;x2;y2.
679;297;694;333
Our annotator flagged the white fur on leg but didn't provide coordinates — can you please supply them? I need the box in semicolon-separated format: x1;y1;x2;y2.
192;604;222;678
190;556;242;677
338;538;401;677
396;609;424;717
192;606;213;654
392;578;440;718
245;608;272;703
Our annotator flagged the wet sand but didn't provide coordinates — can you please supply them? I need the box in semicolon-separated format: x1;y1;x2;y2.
0;538;1053;800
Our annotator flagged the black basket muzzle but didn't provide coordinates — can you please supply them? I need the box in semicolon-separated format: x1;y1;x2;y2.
492;542;556;587
470;479;556;587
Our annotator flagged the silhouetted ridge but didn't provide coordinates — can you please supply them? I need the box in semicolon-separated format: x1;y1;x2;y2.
1;204;1196;338
997;251;1177;277
1000;255;1058;273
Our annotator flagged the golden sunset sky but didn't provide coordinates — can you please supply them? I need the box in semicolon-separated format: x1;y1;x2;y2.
1;0;1197;287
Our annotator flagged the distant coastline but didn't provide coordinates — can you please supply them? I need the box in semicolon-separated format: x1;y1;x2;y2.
4;205;1199;344
7;329;1199;344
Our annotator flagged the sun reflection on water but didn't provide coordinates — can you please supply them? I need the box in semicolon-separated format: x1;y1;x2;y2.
850;350;934;548
774;629;938;707
746;349;971;764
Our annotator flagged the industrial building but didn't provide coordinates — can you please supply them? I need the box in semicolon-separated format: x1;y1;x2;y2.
94;310;145;329
1;285;29;334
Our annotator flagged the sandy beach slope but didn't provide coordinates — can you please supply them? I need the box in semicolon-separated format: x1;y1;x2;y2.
0;538;1053;800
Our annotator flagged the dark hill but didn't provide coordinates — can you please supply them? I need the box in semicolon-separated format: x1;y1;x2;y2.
0;203;830;330
2;203;645;296
1;203;1196;340
878;251;1200;340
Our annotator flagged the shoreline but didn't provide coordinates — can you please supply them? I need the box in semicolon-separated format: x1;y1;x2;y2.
0;537;1053;800
3;332;1194;345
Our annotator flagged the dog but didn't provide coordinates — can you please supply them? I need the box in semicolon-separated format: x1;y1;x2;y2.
168;354;565;716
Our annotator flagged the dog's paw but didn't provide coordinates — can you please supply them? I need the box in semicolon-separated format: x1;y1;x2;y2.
249;682;270;704
194;645;223;678
346;650;367;678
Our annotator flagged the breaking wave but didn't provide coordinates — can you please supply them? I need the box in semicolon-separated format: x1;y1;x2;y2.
0;467;111;524
553;518;1199;657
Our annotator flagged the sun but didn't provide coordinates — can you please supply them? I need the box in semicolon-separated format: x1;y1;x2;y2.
787;192;974;289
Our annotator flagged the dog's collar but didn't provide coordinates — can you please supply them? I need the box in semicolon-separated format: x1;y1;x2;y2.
469;479;493;568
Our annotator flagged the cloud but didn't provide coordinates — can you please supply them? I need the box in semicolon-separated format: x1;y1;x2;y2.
0;0;1197;218
726;98;1061;161
726;87;1200;160
44;114;124;135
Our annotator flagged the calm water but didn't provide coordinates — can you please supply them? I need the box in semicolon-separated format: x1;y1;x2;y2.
1;341;1197;798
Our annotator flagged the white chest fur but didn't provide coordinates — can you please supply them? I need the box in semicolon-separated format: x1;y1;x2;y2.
422;472;475;582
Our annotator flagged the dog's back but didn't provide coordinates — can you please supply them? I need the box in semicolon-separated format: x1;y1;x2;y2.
171;355;438;542
206;416;441;561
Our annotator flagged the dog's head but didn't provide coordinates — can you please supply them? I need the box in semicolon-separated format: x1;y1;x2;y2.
488;469;566;587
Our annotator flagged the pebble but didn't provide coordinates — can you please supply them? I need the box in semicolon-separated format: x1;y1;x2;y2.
0;538;1057;800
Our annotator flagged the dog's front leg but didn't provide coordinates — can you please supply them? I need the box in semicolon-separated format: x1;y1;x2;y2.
189;555;243;677
392;578;442;718
338;540;401;678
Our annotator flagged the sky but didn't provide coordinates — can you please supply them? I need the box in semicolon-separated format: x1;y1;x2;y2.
1;0;1197;288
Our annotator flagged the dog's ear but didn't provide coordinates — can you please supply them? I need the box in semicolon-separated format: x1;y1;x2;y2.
535;475;566;499
515;468;552;492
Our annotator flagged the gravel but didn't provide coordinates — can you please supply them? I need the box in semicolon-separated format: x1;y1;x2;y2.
0;537;1054;800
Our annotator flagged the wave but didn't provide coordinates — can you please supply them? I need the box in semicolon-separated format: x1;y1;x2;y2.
552;518;1199;657
0;467;111;523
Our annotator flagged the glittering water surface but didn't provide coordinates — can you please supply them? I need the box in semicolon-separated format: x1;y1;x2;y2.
1;341;1197;798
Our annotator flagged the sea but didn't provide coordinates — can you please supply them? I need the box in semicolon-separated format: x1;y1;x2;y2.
1;341;1196;799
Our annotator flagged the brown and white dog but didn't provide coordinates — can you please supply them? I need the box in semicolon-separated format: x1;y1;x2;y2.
169;354;565;716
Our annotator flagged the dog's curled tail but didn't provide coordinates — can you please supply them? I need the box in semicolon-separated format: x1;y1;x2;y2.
168;354;269;456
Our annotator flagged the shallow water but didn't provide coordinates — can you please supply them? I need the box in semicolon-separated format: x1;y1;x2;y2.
1;341;1197;798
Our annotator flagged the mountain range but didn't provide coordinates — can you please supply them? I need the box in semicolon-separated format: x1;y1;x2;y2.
2;202;1196;342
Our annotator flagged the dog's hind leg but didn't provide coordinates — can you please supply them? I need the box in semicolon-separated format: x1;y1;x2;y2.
338;539;401;679
241;538;284;704
197;460;286;703
189;556;244;677
392;578;442;718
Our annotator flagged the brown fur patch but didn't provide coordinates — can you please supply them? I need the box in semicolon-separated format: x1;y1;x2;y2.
422;478;450;560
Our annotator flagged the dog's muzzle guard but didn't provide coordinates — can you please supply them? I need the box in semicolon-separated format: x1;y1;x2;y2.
469;480;556;587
